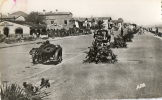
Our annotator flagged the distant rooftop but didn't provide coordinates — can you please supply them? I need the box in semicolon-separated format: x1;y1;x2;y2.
40;12;72;16
9;11;28;18
73;17;112;22
96;17;111;20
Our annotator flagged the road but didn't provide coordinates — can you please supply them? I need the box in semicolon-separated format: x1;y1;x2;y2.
0;32;162;99
0;35;93;83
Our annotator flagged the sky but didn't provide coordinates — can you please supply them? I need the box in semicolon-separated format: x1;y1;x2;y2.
0;0;162;25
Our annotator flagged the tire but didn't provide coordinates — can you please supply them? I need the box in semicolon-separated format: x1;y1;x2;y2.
54;48;62;63
30;48;39;64
32;57;36;64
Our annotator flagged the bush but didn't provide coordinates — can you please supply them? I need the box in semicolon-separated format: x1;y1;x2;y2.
110;36;127;48
84;42;117;64
23;36;36;42
46;28;91;38
3;36;36;44
123;31;134;42
0;34;6;43
1;79;50;100
1;83;30;100
4;37;22;44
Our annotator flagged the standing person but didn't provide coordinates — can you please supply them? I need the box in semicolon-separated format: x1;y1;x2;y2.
138;27;143;35
142;27;145;34
83;18;88;34
121;26;124;37
107;18;114;43
118;22;124;37
83;18;88;28
118;22;122;31
107;18;113;34
155;27;159;36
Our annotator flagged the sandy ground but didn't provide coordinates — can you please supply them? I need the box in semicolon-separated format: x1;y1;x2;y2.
0;32;162;99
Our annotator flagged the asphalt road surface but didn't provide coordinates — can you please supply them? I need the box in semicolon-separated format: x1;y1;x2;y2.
0;32;162;100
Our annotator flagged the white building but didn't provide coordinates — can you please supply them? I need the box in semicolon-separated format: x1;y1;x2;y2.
0;21;30;37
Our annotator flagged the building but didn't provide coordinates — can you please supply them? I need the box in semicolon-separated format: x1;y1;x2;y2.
40;11;73;30
8;11;28;21
0;14;16;22
0;21;30;37
0;11;28;22
0;11;47;37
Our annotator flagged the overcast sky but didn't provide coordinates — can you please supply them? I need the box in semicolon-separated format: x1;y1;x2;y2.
0;0;162;25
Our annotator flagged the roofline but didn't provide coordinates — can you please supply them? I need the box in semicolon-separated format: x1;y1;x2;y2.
1;15;25;19
0;20;31;27
40;12;73;16
10;11;28;15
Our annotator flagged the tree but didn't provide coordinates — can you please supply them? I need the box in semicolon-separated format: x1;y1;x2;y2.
26;12;45;24
118;18;124;23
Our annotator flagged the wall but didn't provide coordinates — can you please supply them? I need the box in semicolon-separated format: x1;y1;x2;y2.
0;21;30;36
45;14;72;30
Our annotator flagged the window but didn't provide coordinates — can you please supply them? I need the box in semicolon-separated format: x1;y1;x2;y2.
64;20;67;25
51;21;54;24
15;27;23;34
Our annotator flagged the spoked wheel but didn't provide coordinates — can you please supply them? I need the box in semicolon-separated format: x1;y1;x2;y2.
32;58;36;64
58;55;62;63
54;48;62;63
32;55;39;64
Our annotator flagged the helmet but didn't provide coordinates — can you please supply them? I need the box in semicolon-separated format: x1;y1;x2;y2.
44;40;50;44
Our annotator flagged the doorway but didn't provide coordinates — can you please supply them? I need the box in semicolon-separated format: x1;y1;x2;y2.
3;27;9;37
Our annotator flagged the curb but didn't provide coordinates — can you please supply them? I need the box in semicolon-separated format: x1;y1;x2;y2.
0;34;90;49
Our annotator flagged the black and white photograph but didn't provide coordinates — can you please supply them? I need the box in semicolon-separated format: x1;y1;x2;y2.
0;0;162;100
